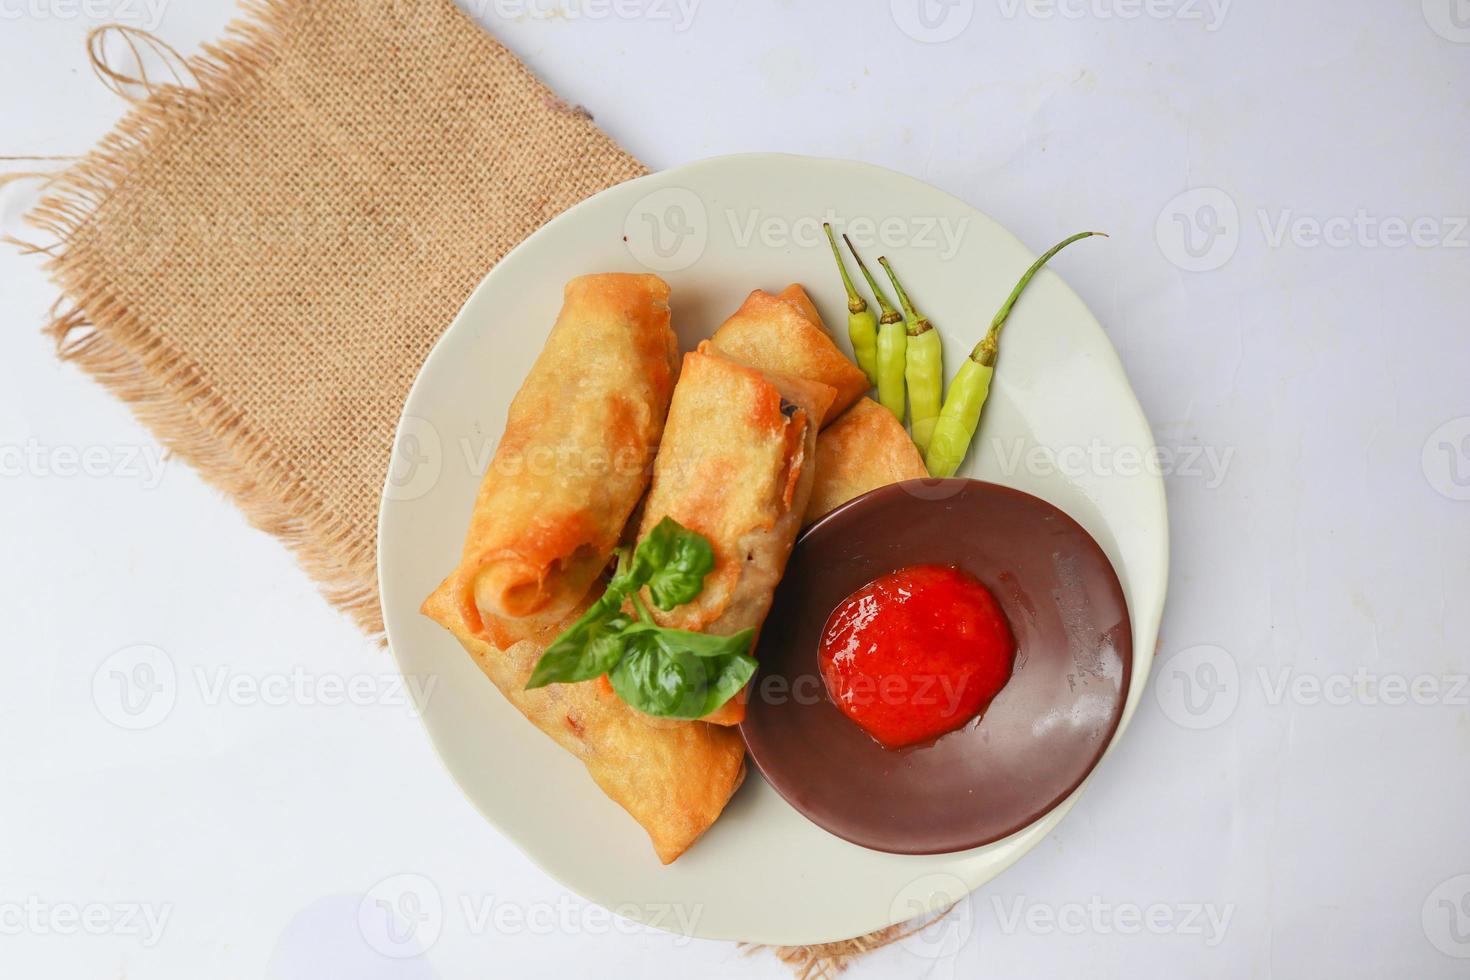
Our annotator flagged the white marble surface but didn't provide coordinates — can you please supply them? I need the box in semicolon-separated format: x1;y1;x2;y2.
1;1;1467;977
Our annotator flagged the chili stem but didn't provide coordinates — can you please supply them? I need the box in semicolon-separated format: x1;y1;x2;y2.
844;235;907;421
880;256;943;455
972;231;1107;366
842;234;899;317
825;223;879;386
925;231;1108;478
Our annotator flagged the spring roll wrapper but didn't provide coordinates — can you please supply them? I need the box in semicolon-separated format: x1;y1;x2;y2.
637;345;837;726
803;396;930;524
706;285;868;425
420;579;746;864
444;273;680;635
771;282;820;324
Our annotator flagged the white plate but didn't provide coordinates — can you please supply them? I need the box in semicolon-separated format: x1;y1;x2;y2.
378;154;1168;946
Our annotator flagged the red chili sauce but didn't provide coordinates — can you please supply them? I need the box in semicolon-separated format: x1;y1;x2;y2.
818;564;1017;749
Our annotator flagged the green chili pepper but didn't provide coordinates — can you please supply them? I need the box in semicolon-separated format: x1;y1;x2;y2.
878;256;942;457
823;223;879;387
843;234;906;422
925;231;1107;479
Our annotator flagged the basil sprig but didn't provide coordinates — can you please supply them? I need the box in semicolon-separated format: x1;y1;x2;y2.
524;517;756;720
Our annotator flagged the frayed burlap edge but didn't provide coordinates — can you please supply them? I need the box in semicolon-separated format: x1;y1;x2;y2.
740;907;955;978
6;1;954;971
9;0;386;637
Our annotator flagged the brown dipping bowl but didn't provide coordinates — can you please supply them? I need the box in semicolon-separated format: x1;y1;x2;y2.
739;479;1132;855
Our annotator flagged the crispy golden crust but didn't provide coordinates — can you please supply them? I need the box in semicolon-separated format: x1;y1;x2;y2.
637;346;835;726
804;397;929;524
443;273;679;634
776;282;823;326
420;578;746;865
707;285;868;425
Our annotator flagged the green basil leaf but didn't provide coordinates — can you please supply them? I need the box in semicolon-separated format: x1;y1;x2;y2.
689;650;758;718
523;522;727;704
608;627;757;720
623;623;754;660
628;518;673;582
633;516;716;611
607;632;689;716
524;594;632;689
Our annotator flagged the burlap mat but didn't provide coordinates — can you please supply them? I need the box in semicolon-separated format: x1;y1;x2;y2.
9;0;950;973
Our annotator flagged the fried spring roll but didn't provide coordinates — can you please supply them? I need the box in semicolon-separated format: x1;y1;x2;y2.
804;396;930;524
636;345;836;726
442;274;680;635
421;579;746;864
706;285;868;425
775;282;824;327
